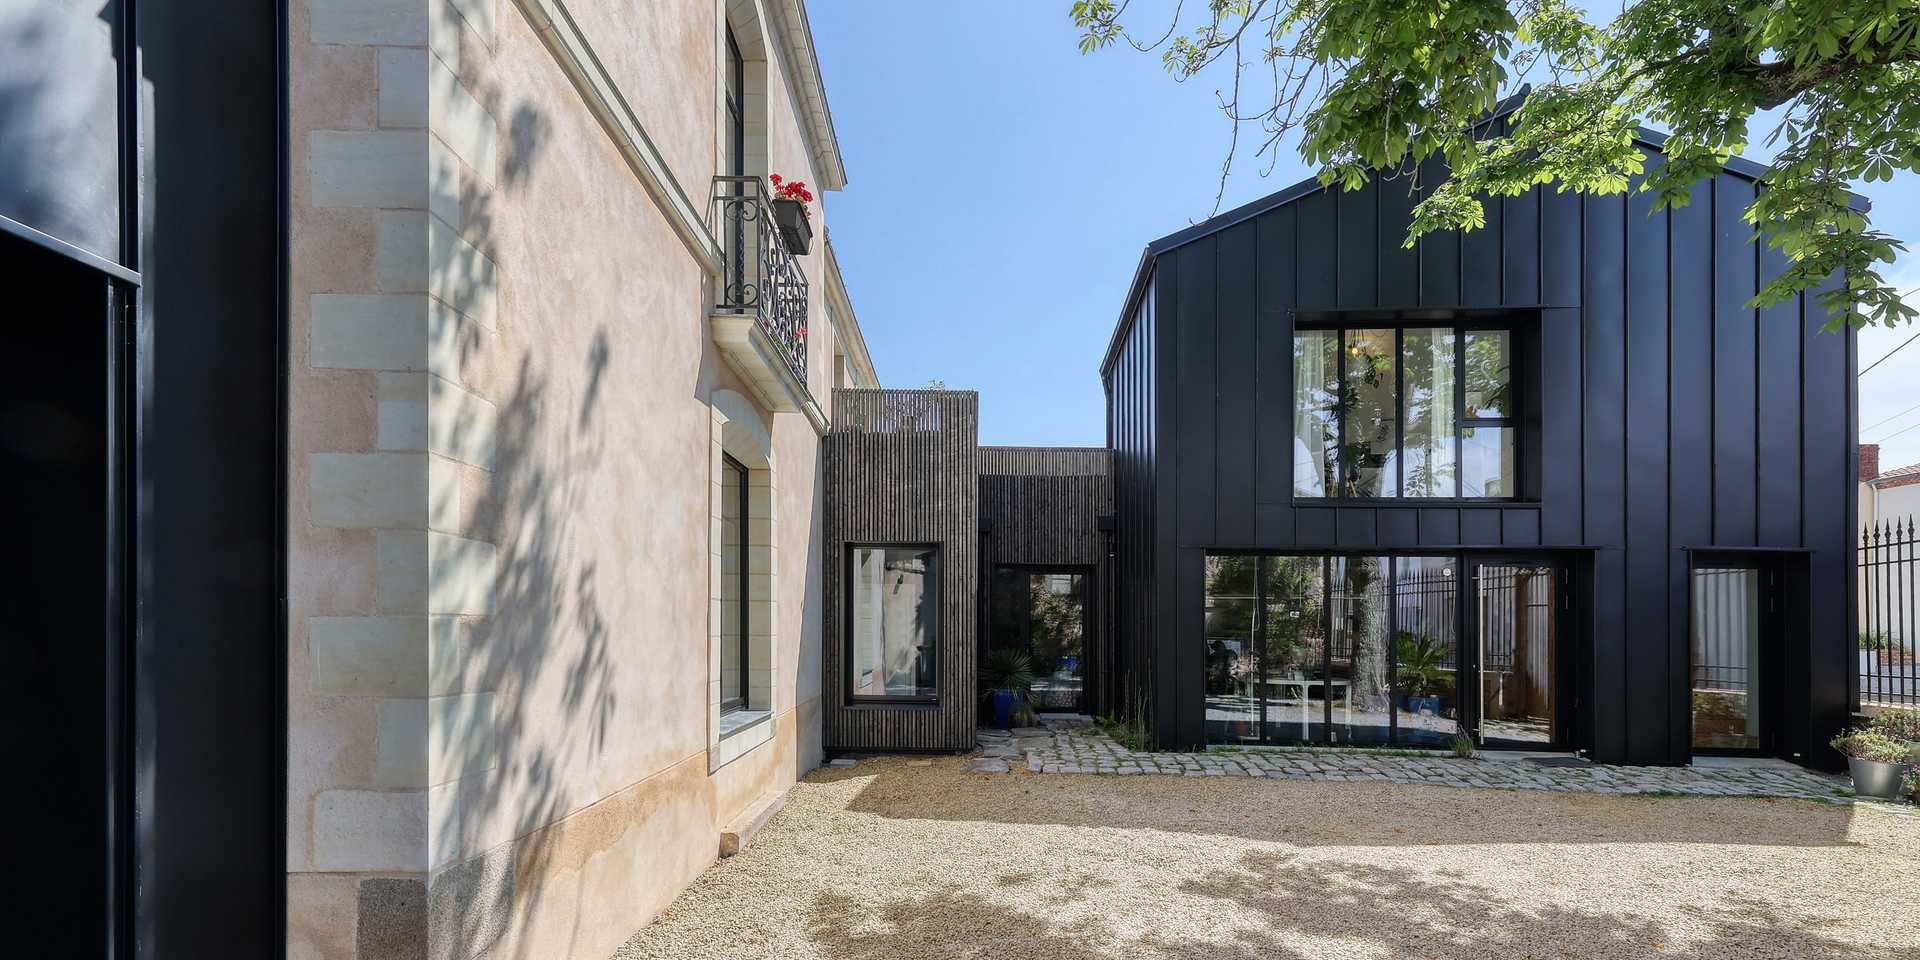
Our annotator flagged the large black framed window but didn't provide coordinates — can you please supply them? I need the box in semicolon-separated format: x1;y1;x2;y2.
846;545;941;702
1294;322;1519;499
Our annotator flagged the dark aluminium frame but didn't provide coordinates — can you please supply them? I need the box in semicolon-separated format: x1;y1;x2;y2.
1292;317;1525;503
1206;550;1569;750
844;542;943;704
988;563;1097;713
721;453;750;714
0;0;290;954
1684;550;1784;757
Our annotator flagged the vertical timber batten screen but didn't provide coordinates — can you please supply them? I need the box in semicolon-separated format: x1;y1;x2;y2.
979;447;1116;713
826;390;981;751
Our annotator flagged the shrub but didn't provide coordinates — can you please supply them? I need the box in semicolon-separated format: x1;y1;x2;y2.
1868;710;1920;743
1831;727;1911;763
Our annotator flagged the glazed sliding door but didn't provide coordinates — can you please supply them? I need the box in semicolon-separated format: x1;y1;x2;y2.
1470;561;1560;747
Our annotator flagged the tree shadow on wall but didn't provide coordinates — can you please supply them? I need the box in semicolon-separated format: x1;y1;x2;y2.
419;82;625;960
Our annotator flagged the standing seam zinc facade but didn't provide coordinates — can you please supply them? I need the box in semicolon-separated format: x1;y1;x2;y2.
1101;118;1858;765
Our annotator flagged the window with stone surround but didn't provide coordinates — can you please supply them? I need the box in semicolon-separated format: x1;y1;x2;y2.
710;391;776;764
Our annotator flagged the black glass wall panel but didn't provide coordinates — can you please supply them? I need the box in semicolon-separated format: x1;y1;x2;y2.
1203;553;1474;747
989;567;1089;711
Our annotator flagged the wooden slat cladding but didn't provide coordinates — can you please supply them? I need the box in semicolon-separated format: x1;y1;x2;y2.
824;390;981;752
979;446;1113;566
979;447;1116;714
979;446;1111;478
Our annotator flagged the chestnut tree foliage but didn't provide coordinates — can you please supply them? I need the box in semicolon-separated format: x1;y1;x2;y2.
1070;0;1920;328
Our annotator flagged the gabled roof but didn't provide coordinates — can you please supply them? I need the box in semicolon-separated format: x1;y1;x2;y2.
1099;94;1872;380
1871;463;1920;487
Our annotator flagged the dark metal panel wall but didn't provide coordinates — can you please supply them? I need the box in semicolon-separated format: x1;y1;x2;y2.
1124;157;1858;762
1105;283;1160;729
1583;191;1630;760
823;390;980;752
134;1;287;952
1667;190;1715;762
1624;158;1671;761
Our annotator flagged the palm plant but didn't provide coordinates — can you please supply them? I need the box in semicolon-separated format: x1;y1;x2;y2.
981;648;1035;695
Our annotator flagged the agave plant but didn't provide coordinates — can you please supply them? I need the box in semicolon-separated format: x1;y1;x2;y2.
981;648;1036;695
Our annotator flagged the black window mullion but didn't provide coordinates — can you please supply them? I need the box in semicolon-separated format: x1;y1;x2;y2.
1454;328;1466;498
1323;556;1334;743
1394;328;1405;498
1386;559;1399;745
1256;557;1269;741
1336;329;1347;497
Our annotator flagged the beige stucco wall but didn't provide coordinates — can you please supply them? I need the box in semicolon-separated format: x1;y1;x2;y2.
287;1;847;957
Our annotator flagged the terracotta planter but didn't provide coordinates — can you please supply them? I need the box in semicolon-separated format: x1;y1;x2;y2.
770;198;812;255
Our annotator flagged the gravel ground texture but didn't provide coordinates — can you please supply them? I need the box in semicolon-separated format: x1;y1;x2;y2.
616;756;1920;960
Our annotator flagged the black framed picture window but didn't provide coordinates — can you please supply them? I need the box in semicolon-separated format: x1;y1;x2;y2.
846;545;940;701
1293;323;1519;499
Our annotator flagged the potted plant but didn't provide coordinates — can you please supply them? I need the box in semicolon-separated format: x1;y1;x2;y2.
1831;725;1912;800
1396;632;1445;716
981;648;1035;731
1868;710;1920;763
767;174;813;255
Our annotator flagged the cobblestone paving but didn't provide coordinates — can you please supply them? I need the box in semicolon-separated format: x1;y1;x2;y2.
978;718;1849;800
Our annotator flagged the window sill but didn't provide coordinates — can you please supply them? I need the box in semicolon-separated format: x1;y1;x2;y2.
711;709;776;774
719;708;773;740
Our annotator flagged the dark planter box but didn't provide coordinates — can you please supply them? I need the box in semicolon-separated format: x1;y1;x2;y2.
770;198;812;255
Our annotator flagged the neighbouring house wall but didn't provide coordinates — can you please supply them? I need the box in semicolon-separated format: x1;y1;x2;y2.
287;1;844;957
1108;130;1859;764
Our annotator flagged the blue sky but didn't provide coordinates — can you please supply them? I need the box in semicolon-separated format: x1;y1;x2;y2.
810;2;1920;470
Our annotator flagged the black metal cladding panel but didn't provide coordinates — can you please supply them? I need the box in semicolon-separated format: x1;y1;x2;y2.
1124;162;1859;764
1106;281;1159;722
824;390;980;752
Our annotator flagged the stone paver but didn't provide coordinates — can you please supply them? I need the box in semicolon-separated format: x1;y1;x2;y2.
979;718;1849;800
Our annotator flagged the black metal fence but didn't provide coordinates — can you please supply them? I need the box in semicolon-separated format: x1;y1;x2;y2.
712;175;808;385
1862;518;1919;707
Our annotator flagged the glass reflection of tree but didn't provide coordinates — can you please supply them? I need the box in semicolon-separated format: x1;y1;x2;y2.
1401;331;1455;497
1027;575;1082;680
1293;334;1339;495
1261;557;1322;682
1204;557;1256;696
1340;336;1395;497
1463;333;1511;418
1340;558;1390;712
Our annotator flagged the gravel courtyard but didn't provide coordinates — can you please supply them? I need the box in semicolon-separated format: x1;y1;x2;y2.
617;756;1920;960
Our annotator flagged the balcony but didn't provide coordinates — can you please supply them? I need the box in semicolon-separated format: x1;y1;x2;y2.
711;176;822;430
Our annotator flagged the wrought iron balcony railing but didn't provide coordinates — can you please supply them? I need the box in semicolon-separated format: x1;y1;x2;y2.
713;176;808;387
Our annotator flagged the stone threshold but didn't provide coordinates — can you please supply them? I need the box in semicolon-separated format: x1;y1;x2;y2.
718;788;789;858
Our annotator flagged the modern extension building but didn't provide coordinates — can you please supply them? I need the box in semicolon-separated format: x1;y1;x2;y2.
821;106;1864;774
1095;112;1861;766
4;5;1874;960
